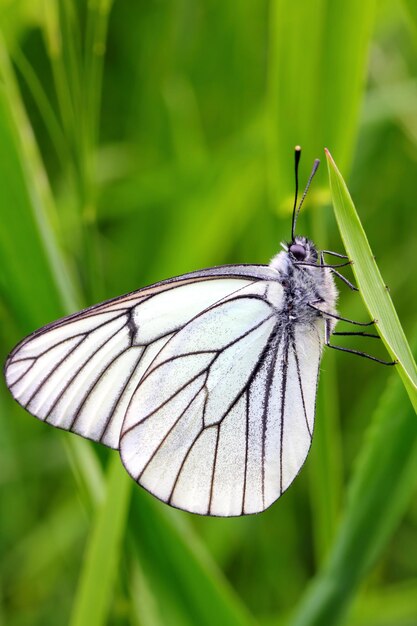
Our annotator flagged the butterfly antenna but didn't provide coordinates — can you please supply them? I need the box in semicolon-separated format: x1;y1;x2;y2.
291;151;320;241
291;146;302;242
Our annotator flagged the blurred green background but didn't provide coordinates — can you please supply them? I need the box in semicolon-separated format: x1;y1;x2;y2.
1;1;417;625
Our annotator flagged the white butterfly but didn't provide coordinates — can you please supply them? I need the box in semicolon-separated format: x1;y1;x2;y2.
4;148;384;516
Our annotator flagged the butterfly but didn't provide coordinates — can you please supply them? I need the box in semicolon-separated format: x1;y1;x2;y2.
4;147;390;517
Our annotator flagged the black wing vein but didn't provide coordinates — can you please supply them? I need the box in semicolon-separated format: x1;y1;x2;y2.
290;334;312;438
279;334;290;496
98;349;145;443
136;374;208;482
261;330;283;508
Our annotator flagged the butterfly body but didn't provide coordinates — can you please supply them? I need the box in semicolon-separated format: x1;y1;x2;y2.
271;235;338;331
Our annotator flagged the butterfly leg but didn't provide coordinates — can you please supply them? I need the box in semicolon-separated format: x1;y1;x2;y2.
324;318;396;365
295;260;351;269
319;251;358;291
308;303;375;326
321;250;349;260
333;331;380;339
329;269;358;291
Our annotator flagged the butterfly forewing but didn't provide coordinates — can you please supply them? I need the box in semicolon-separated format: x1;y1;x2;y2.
5;269;263;450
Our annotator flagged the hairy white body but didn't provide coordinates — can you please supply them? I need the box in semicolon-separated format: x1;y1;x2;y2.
270;236;338;330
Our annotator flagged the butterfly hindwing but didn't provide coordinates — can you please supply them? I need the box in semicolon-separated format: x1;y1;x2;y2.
119;280;323;516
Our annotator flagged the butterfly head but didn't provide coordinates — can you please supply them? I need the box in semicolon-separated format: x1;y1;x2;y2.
280;236;318;265
288;236;318;264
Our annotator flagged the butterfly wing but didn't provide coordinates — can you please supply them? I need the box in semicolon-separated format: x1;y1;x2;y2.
5;264;324;516
5;265;276;449
119;281;324;516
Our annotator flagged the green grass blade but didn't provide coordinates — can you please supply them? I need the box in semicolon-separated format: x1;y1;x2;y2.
70;458;132;626
0;35;79;323
42;2;78;162
325;149;417;410
130;494;256;626
84;0;114;156
127;555;165;626
11;45;70;169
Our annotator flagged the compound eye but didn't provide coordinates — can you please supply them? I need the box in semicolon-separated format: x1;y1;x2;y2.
289;243;307;261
